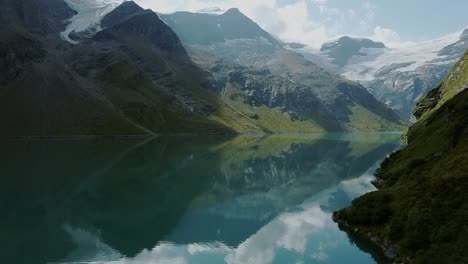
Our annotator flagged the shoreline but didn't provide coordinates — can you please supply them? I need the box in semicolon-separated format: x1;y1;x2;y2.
332;214;404;264
0;130;406;141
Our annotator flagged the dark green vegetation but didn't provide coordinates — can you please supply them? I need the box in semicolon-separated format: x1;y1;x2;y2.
0;133;401;263
334;52;468;264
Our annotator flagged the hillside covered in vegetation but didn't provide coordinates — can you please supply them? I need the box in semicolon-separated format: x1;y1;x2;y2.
333;51;468;264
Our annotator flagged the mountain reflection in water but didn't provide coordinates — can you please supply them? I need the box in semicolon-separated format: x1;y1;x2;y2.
0;133;401;264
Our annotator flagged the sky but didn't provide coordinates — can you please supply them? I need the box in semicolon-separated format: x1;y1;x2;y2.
134;0;468;49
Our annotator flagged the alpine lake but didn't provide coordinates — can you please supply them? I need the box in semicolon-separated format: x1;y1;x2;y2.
0;133;402;264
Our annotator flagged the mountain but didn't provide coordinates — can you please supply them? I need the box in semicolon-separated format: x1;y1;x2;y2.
1;0;330;136
320;36;386;67
162;8;280;47
0;0;241;136
161;10;404;131
299;32;468;119
333;51;468;264
0;0;142;136
0;1;404;136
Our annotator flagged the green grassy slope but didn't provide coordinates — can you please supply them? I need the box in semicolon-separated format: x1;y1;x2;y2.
333;52;468;264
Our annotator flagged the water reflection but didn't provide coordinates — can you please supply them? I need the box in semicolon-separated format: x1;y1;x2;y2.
0;133;401;264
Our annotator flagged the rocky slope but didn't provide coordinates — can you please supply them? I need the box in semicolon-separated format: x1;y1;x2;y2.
298;32;468;119
161;10;404;132
333;52;468;264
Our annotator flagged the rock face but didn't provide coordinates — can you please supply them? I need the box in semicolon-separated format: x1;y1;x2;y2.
161;10;404;132
333;52;468;264
299;33;468;120
368;63;451;119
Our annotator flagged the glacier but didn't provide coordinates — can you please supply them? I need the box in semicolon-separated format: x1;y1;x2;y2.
296;30;463;82
62;0;124;44
340;31;461;82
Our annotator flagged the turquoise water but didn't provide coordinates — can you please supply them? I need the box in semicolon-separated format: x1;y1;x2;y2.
0;133;401;264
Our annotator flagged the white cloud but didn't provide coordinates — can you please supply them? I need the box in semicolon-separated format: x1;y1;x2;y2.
311;0;329;4
134;0;408;49
274;1;327;48
371;26;404;47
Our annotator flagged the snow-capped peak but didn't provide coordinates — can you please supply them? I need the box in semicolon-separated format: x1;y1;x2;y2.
61;0;125;44
197;7;226;15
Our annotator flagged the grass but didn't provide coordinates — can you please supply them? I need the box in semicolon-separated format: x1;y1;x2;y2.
347;105;406;132
209;96;325;133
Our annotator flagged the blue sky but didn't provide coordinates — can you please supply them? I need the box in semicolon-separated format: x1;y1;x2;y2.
301;0;468;41
136;0;468;48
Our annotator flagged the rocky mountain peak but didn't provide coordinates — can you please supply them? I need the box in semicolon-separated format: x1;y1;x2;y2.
224;8;242;15
101;0;144;28
322;36;386;51
96;5;188;57
160;8;279;46
197;7;225;15
460;28;468;40
320;36;386;67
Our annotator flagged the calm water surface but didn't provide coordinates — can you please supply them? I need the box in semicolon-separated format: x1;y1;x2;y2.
0;133;402;264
